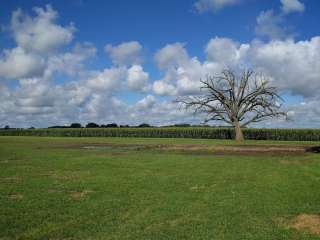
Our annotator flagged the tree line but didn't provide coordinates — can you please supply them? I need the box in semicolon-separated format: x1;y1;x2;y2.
1;123;230;130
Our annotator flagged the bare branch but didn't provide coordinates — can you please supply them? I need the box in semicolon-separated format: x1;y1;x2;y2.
176;69;286;140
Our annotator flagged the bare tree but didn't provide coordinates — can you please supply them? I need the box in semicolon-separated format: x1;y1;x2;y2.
177;70;286;141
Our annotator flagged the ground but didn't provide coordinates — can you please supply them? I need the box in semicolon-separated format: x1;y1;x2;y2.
1;136;320;240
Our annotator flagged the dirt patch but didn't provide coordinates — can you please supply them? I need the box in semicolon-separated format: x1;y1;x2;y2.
8;193;23;200
70;190;94;199
48;142;144;150
159;144;310;156
212;145;308;155
289;214;320;235
50;142;318;156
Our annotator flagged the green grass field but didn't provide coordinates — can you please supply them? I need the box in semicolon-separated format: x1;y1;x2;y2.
1;136;320;239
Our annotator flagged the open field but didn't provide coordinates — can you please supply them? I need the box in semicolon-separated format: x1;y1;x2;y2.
1;136;320;239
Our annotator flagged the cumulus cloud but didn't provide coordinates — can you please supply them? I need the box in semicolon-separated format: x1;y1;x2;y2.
105;41;142;65
255;0;305;40
48;42;96;76
127;65;149;91
11;5;74;53
255;10;289;40
150;36;320;129
154;43;189;69
281;0;305;14
3;77;57;117
249;37;320;97
153;80;177;96
194;0;240;12
135;95;156;110
205;37;249;66
0;47;45;79
83;94;128;120
86;67;127;91
129;96;200;126
153;42;225;96
287;98;320;128
153;43;216;96
169;37;320;98
0;5;79;80
0;4;149;127
3;34;320;128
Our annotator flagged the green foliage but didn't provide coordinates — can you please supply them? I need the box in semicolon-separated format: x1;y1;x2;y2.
0;127;320;141
70;123;82;128
85;122;99;128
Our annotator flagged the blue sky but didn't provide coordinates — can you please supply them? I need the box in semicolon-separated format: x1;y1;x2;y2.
0;0;320;128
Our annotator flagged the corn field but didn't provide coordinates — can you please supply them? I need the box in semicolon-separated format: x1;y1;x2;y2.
1;128;320;141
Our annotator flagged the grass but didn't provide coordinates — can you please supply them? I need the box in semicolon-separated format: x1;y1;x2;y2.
1;136;320;239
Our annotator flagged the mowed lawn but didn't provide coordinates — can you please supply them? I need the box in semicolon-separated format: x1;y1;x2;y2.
1;137;320;240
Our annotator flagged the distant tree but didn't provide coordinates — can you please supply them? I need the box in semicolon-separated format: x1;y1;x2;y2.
120;124;130;128
29;127;35;129
86;122;100;128
105;123;118;128
138;123;151;128
70;123;82;128
173;123;191;127
101;123;118;128
4;125;10;130
177;70;286;141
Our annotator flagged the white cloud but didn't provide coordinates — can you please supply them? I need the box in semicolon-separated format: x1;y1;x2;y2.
83;94;128;121
153;43;211;95
11;5;74;53
4;35;319;128
86;67;126;91
0;47;45;79
154;43;189;69
153;42;224;96
255;0;305;40
60;81;91;106
153;80;177;96
131;97;203;126
255;10;288;40
194;0;240;12
205;37;250;66
0;5;80;80
281;0;305;14
105;41;142;65
127;65;149;91
135;95;156;110
5;77;56;116
48;42;96;76
153;36;320;101
249;37;320;97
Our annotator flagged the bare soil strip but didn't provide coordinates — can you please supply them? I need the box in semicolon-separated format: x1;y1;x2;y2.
47;142;320;155
278;214;320;236
291;214;320;235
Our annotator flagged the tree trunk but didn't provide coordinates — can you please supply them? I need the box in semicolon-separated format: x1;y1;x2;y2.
234;121;244;141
